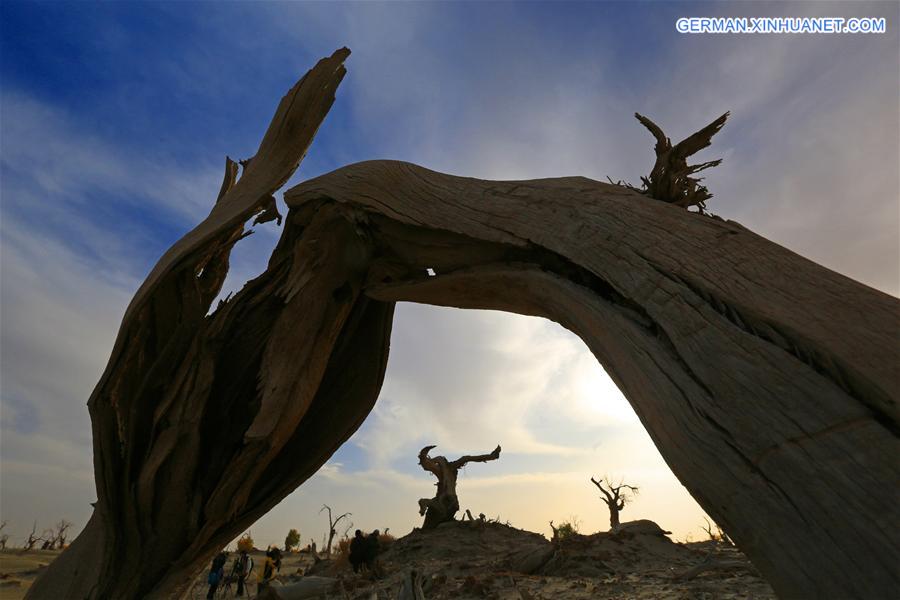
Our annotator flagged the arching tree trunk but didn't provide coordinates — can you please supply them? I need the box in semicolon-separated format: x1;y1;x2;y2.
28;52;899;599
284;161;899;598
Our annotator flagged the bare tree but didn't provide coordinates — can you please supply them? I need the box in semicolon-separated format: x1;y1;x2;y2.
701;516;733;546
341;519;354;540
417;444;501;529
41;529;55;550
22;522;41;552
54;520;73;549
590;476;639;530
319;505;350;556
0;520;8;550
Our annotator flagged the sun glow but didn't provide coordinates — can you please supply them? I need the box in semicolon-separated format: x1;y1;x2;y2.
573;359;641;425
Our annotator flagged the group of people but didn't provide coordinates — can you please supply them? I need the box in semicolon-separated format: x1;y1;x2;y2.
348;529;381;575
206;546;281;598
204;530;380;597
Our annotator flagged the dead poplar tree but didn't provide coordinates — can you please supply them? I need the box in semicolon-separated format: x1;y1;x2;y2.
634;111;728;211
23;47;899;600
319;505;350;556
701;516;733;546
590;476;639;530
25;48;353;599
417;445;501;529
22;522;41;552
54;520;72;549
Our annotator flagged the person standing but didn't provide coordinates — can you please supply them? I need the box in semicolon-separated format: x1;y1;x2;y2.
364;530;380;575
207;551;227;599
231;549;254;596
257;548;277;596
348;530;366;573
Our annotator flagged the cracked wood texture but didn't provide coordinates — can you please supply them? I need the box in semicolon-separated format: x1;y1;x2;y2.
284;160;899;598
25;48;375;599
27;51;898;598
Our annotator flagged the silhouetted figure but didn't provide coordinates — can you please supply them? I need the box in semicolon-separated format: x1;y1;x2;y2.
207;551;227;599
364;529;380;574
230;549;253;596
257;548;279;594
349;529;366;573
417;445;501;528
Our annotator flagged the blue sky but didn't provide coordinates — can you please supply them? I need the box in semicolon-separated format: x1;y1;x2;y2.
1;1;897;548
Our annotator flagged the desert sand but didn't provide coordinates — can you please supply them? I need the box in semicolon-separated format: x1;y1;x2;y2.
177;520;772;599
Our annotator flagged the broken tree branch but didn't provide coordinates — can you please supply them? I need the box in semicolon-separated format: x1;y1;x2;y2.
26;47;353;600
635;111;729;210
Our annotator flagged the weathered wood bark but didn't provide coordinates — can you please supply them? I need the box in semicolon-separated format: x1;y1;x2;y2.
28;54;899;599
25;48;373;599
590;476;638;530
635;112;728;210
416;445;501;528
283;160;899;598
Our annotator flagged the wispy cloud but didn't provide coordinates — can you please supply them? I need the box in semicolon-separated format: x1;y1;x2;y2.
0;86;283;541
1;91;225;225
1;1;895;549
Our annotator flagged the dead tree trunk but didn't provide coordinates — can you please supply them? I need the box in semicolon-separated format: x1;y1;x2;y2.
319;505;350;556
27;54;899;600
635;112;728;210
590;476;638;530
417;445;501;529
53;520;72;549
283;160;899;598
26;47;359;599
21;522;40;552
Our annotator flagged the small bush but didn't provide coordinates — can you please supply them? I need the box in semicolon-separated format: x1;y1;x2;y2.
237;533;254;552
378;532;396;549
554;516;581;540
333;536;351;568
284;528;300;552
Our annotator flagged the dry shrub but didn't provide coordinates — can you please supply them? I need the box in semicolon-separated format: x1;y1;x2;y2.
378;532;396;549
333;536;351;569
237;534;254;553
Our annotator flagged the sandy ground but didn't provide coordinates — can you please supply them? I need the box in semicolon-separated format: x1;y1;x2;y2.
2;522;776;599
318;520;777;600
0;549;59;599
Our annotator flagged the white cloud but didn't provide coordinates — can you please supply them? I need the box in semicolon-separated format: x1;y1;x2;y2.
2;1;896;555
0;88;282;542
1;91;225;224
